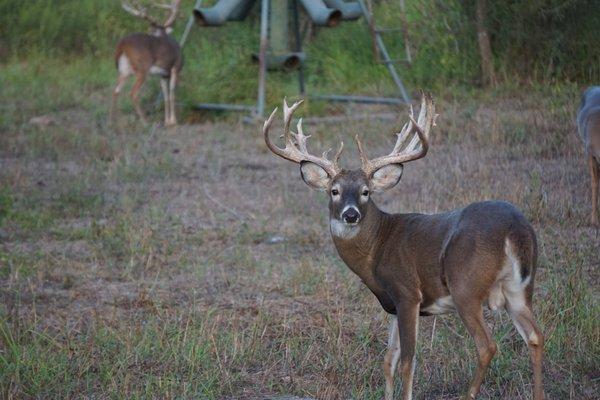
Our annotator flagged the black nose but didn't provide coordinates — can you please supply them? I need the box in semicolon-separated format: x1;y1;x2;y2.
342;208;360;224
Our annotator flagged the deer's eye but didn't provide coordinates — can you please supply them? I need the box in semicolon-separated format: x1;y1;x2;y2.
331;189;339;196
362;189;370;197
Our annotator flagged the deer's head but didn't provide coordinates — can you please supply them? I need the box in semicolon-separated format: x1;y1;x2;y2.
264;94;436;238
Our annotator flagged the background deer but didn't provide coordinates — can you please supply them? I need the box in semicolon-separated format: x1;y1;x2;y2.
263;94;545;400
110;0;182;126
577;86;600;225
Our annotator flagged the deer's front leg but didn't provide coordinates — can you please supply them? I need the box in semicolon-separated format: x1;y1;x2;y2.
395;301;420;400
384;316;400;400
166;67;178;126
160;77;170;125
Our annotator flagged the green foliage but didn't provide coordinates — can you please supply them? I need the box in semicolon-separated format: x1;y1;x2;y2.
482;0;600;81
2;0;598;97
377;0;480;86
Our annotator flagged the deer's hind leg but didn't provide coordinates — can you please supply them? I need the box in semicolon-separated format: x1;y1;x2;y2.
130;72;147;124
110;73;128;125
453;296;497;400
111;53;136;126
505;290;544;400
499;236;545;399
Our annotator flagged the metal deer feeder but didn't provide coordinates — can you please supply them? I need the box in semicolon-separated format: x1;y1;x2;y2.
181;0;410;119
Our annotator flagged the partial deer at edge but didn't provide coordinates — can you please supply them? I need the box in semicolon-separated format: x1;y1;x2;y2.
577;86;600;226
264;94;545;400
110;0;182;127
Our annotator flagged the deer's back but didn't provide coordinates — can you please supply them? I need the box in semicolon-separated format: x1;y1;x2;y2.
578;86;600;159
115;33;182;74
394;201;534;269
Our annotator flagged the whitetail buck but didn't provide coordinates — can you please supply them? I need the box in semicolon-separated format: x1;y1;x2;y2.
110;0;183;126
263;94;545;400
577;86;600;225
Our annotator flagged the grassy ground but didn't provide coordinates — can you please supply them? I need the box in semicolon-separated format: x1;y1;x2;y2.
1;56;599;400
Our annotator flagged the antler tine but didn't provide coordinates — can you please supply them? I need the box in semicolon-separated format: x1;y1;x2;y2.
284;98;303;133
121;1;143;17
150;3;173;9
390;101;422;154
263;107;278;134
283;98;304;149
122;1;161;26
406;114;429;154
295;118;310;153
333;141;344;171
358;93;435;177
391;122;411;153
354;134;369;172
263;99;343;177
162;0;181;27
405;94;431;151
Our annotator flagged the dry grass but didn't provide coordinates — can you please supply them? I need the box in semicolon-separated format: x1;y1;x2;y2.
0;85;598;399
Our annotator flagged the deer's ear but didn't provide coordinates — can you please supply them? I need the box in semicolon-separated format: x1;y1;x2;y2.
370;164;403;192
300;161;331;190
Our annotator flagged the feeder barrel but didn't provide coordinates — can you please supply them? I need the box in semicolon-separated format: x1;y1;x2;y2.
264;0;302;70
299;0;342;27
193;0;256;26
270;0;289;55
323;0;361;20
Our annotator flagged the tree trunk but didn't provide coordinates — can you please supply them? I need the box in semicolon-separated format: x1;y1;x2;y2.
475;0;496;86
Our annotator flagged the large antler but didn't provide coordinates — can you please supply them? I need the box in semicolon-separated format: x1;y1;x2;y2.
263;99;344;178
122;1;162;26
355;93;435;177
162;0;181;27
121;0;180;27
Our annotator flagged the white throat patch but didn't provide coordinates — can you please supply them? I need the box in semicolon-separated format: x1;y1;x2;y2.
330;219;360;239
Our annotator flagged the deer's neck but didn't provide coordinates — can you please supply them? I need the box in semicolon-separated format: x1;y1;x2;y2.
331;201;392;284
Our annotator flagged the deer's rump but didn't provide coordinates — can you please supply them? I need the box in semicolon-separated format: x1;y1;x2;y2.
417;201;537;315
585;113;600;161
442;201;536;302
578;87;600;160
